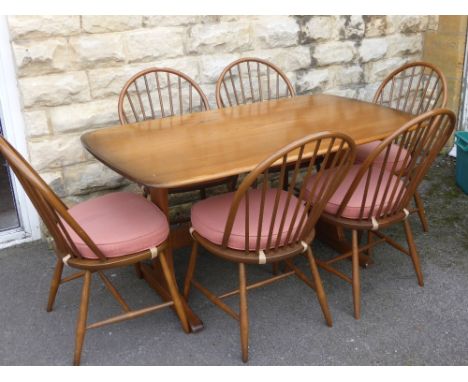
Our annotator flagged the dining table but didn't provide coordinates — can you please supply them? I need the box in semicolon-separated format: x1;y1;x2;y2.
81;93;414;332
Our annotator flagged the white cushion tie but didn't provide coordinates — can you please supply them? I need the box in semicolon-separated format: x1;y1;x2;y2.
258;250;267;265
149;246;158;259
62;254;71;266
371;216;379;231
403;208;410;219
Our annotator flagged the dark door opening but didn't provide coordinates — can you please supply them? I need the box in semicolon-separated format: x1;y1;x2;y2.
0;119;20;231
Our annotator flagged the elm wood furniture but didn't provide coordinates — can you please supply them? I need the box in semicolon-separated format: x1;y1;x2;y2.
183;132;356;362
0;135;189;366
308;109;456;319
81;94;415;328
215;57;296;108
215;57;297;274
355;62;447;233
118;67;236;207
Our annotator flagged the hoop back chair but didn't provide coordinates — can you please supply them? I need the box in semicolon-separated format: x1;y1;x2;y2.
0;135;190;365
119;67;210;123
310;109;456;319
118;67;236;213
356;61;448;232
215;57;296;109
184;132;356;362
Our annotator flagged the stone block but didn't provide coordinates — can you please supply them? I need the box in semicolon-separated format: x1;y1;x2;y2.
143;16;220;27
359;37;389;62
8;16;80;39
252;16;299;49
63;162;126;196
125;28;185;62
313;41;356;66
188;22;252;54
49;99;119;134
300;16;337;43
386;34;422;57
28;134;88;171
363;16;387;37
82;16;142;33
20;72;91;108
23;110;50;138
12;38;69;77
296;68;329;94
70;33;126;68
88;57;201;99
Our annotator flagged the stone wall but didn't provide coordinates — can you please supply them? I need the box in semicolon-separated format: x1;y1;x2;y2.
7;15;437;211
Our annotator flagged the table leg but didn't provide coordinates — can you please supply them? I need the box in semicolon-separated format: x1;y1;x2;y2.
143;187;204;332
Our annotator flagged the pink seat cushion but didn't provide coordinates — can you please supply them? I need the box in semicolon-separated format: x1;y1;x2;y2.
62;192;169;259
191;189;306;251
355;141;410;172
306;164;406;219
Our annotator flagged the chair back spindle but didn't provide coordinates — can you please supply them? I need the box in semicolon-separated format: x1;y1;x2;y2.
220;132;356;256
373;61;447;115
118;68;210;124
336;109;455;226
216;58;295;109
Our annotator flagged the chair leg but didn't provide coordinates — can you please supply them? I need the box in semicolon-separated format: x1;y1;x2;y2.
239;263;249;363
47;259;64;312
134;263;143;279
272;262;280;275
351;230;361;320
200;188;207;200
414;191;429;232
73;270;92;366
183;241;199;299
159;251;190;334
403;219;424;287
228;175;238;192
366;230;374;259
306;246;332;327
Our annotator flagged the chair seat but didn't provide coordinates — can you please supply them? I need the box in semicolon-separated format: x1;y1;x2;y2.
355;141;410;172
191;189;306;251
63;192;169;259
306;164;406;219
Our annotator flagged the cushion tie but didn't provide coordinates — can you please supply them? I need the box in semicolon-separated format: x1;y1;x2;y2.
403;208;410;219
301;241;308;253
189;227;195;238
62;254;71;266
371;216;379;231
149;246;158;259
258;250;267;265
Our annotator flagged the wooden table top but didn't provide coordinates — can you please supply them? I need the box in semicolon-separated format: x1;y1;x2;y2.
81;94;413;189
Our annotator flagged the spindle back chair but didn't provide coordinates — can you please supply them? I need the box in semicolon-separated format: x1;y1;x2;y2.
118;67;235;208
0;135;189;365
373;61;447;115
316;109;456;319
118;67;210;124
184;132;356;362
371;61;448;232
215;57;295;109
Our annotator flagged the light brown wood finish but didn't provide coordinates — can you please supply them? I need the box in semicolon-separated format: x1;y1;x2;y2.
215;57;295;109
183;132;355;362
118;66;236;211
118;67;210;124
372;61;448;232
317;109;456;319
0;135;190;366
82;94;413;189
